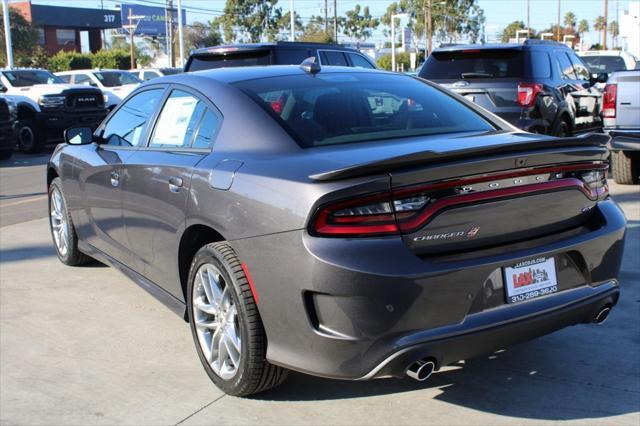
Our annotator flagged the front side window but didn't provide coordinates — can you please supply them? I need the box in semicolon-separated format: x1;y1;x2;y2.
74;74;97;87
1;70;63;87
348;53;375;69
149;90;207;148
102;89;164;147
555;52;577;80
57;74;71;83
234;73;494;148
143;71;160;81
94;71;140;87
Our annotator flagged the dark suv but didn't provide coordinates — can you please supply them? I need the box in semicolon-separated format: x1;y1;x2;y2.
419;40;606;136
185;41;377;72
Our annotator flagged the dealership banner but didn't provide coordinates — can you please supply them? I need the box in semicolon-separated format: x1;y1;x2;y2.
120;3;186;36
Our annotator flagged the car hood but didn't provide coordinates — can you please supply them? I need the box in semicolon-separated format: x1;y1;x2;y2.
10;83;97;96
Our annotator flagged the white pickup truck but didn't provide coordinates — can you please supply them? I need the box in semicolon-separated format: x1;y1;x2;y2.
603;69;640;184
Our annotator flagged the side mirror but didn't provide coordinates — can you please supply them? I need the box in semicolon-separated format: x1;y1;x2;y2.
591;72;608;85
0;85;6;93
64;127;94;145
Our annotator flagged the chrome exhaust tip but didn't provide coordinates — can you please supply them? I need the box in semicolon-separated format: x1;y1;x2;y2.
406;359;436;382
594;306;611;325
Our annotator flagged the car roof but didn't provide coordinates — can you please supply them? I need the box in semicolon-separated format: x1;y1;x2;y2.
191;41;363;56
184;64;386;84
433;40;570;53
56;69;124;74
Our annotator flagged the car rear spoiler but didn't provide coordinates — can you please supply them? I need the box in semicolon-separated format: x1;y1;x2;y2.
309;133;610;182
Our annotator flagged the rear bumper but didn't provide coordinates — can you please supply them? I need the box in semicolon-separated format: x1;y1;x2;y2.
606;129;640;151
231;199;626;380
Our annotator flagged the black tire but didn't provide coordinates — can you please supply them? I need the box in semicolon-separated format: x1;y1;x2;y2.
16;119;44;154
552;119;570;137
611;150;638;185
48;178;93;266
0;149;13;161
187;242;287;397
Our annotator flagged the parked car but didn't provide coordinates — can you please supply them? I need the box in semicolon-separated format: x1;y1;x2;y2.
129;68;182;81
602;69;640;184
0;95;16;160
184;41;377;72
578;50;637;83
48;64;625;397
0;68;107;153
55;69;141;110
419;40;606;136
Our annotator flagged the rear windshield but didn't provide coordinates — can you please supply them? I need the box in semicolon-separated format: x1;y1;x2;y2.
580;55;629;74
94;71;140;87
233;72;495;148
421;49;525;79
187;50;272;72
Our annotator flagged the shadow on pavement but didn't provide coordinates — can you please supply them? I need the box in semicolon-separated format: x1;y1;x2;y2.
0;243;106;267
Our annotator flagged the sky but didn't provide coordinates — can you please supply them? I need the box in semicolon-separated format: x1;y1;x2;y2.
23;0;637;46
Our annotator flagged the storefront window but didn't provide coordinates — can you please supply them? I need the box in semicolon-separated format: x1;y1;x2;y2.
56;29;76;46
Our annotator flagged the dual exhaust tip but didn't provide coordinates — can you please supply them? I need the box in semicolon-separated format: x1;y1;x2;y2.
406;358;436;382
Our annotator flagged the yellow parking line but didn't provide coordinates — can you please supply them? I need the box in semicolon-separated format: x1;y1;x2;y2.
0;195;48;207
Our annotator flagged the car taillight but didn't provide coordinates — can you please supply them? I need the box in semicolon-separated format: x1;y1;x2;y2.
517;83;543;108
311;163;608;237
603;84;617;118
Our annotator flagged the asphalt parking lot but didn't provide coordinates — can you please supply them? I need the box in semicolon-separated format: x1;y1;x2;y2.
1;150;639;425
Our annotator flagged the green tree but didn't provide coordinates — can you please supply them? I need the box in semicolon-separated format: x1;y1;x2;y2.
217;0;282;43
299;15;335;43
343;4;379;40
184;21;223;50
0;8;39;67
609;20;619;47
279;10;304;39
578;19;589;37
563;12;576;29
500;20;525;42
594;16;605;46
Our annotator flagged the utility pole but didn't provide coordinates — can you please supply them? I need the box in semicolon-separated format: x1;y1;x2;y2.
168;0;174;67
2;0;13;68
333;0;337;43
128;8;135;69
324;0;328;36
603;0;608;49
289;0;295;41
100;0;106;48
557;0;561;41
425;0;432;57
177;0;184;66
527;0;530;36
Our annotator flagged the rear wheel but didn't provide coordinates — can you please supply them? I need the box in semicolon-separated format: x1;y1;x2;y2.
17;119;44;154
48;178;92;265
611;150;638;184
552;119;570;137
187;242;287;397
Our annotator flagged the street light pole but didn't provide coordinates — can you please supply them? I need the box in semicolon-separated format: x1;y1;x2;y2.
2;0;13;68
556;0;561;41
290;0;295;41
603;0;608;49
128;8;135;69
391;13;408;72
177;0;184;66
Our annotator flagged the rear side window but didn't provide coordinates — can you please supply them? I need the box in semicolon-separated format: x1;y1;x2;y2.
528;51;551;78
192;109;220;149
421;49;524;79
555;52;577;79
275;48;310;64
320;51;349;66
348;53;376;69
102;89;164;147
187;50;272;71
149;90;206;148
233;73;494;148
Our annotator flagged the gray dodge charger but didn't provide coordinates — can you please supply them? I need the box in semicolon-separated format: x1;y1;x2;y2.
47;63;626;396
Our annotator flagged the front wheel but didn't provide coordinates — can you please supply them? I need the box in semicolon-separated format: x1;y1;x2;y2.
187;242;287;397
17;119;44;154
48;178;93;265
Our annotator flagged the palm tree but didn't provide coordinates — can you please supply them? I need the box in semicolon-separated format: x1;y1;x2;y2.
563;12;576;29
609;20;619;48
594;16;605;46
578;19;589;36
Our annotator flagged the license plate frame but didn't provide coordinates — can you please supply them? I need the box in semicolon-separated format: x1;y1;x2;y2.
503;257;558;304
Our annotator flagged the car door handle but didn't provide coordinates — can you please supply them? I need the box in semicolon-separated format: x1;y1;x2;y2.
110;171;120;187
168;176;183;192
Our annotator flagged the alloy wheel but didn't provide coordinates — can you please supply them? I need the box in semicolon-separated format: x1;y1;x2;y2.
50;187;69;257
192;263;242;380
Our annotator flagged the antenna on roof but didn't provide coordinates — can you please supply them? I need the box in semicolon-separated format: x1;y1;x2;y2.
300;57;321;75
